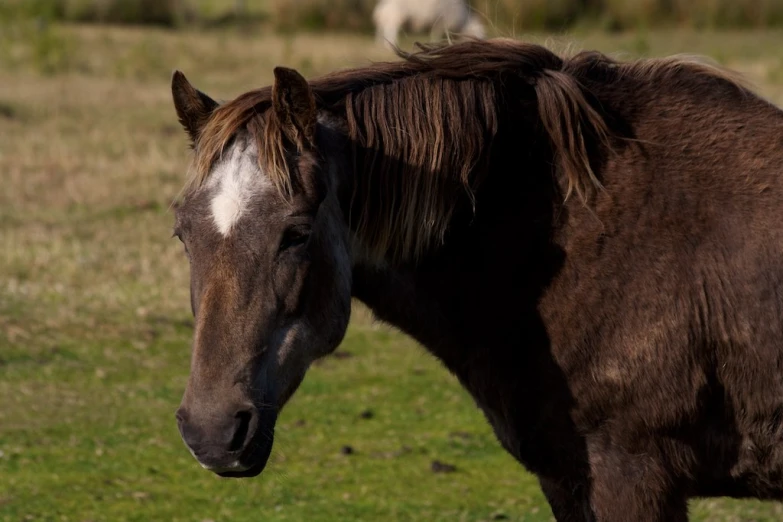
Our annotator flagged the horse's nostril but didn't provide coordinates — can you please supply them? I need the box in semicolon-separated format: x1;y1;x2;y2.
229;409;255;453
175;407;188;425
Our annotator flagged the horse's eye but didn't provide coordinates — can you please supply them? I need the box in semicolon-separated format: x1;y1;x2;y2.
279;226;310;252
172;230;190;259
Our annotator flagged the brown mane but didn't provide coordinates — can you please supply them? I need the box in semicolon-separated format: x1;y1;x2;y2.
182;38;753;263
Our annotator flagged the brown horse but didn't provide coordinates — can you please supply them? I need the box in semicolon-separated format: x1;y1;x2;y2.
169;38;783;520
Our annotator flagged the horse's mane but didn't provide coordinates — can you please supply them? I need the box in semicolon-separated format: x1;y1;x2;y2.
183;38;752;263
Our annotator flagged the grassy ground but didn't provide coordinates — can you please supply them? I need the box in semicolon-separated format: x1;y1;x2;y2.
3;21;783;522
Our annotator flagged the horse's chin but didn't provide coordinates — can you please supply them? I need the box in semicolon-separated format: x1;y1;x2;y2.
216;460;266;478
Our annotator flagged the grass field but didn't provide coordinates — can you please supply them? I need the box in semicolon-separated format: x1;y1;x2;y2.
3;19;783;522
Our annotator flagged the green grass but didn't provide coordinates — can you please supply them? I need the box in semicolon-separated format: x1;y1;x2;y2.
1;322;548;522
3;22;783;522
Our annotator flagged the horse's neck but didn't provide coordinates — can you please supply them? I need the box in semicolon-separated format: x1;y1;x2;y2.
347;163;564;365
350;261;463;363
349;209;568;464
336;100;558;359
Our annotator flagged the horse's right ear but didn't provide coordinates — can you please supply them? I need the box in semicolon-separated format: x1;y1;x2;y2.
272;66;317;150
171;70;218;144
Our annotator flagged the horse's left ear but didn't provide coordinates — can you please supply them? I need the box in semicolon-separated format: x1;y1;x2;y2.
272;66;317;149
171;70;219;145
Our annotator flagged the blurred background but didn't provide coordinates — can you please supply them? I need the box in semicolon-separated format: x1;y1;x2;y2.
2;1;783;521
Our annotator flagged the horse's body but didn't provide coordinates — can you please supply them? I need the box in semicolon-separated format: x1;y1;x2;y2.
372;0;485;48
170;39;783;520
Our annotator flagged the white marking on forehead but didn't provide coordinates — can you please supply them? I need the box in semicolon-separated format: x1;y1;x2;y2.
208;139;270;236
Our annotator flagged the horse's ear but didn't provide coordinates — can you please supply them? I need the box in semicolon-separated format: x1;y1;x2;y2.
272;66;317;149
171;70;218;144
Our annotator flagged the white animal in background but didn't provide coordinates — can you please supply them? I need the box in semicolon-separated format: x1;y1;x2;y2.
372;0;486;49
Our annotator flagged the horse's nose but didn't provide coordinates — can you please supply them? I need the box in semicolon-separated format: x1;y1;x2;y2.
175;404;258;469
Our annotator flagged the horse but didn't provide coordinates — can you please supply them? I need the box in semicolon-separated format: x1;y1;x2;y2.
372;0;485;49
169;38;783;520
